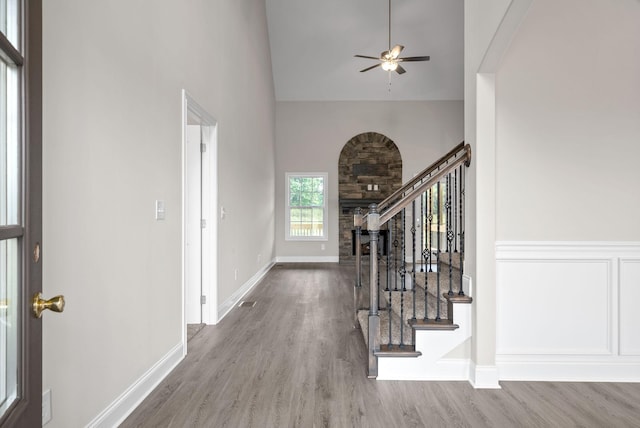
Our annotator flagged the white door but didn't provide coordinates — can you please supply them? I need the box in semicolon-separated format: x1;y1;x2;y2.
185;125;202;324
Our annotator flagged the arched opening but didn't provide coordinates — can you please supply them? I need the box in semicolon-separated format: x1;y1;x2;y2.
338;132;402;263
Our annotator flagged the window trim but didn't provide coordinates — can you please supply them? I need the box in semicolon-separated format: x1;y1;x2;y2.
285;172;328;241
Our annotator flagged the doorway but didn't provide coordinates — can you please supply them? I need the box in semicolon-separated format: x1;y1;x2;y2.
182;91;218;350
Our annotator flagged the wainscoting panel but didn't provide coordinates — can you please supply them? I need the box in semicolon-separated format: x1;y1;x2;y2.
497;258;611;355
496;242;640;382
620;258;640;356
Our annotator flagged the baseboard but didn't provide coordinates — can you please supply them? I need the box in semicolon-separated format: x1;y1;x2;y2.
469;363;501;389
86;342;184;427
274;256;339;263
497;356;640;382
217;261;275;323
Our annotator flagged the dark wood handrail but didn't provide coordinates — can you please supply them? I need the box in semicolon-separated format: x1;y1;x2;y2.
376;141;467;213
379;149;470;225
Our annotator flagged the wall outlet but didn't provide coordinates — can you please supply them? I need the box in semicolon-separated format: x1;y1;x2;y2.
234;268;238;280
321;244;326;251
42;389;52;425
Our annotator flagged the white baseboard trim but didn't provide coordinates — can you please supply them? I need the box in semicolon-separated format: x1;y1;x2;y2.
217;261;275;323
469;363;501;389
274;256;339;263
497;357;640;382
86;342;184;428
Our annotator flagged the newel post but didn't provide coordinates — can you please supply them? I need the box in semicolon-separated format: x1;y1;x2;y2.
353;207;363;327
367;204;380;378
354;207;363;289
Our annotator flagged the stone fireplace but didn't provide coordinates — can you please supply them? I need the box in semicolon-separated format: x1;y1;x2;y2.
338;132;402;263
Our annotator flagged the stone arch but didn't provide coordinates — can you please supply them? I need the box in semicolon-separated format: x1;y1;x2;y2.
338;132;403;262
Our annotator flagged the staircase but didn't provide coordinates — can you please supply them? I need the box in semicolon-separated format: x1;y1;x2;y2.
353;142;472;379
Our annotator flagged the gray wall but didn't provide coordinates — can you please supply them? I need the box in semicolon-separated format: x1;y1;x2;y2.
42;1;275;426
496;0;640;241
274;101;464;260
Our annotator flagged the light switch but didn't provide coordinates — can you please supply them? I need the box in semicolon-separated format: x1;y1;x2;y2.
155;200;165;220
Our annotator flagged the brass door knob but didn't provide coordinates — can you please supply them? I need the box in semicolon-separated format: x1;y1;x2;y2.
32;293;65;318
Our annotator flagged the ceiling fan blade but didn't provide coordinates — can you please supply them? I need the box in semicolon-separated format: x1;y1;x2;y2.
360;63;382;73
354;54;382;60
398;56;431;62
395;64;406;74
390;45;404;59
380;50;390;60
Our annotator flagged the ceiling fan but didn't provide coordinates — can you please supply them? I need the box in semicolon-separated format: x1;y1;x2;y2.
355;0;430;74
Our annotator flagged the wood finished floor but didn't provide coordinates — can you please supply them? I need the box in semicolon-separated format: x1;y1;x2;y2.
121;263;640;428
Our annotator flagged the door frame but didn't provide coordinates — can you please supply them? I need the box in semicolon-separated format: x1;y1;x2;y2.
185;124;203;325
0;0;43;426
181;91;218;351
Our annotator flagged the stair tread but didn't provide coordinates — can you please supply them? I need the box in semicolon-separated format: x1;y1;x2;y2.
375;344;421;358
444;293;472;304
409;318;459;331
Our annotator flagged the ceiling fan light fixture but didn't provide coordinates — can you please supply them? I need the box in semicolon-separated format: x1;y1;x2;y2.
354;0;429;75
381;60;398;71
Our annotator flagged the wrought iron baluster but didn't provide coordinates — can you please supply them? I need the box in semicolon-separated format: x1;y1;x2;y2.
459;165;466;296
400;208;406;347
447;173;454;296
422;189;430;321
454;169;458;253
401;208;406;291
388;284;392;347
377;250;382;310
387;223;392;293
392;217;398;291
436;180;441;321
420;190;425;272
427;188;433;273
411;199;417;321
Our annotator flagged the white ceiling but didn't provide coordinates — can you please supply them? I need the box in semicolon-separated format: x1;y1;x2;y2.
265;0;464;102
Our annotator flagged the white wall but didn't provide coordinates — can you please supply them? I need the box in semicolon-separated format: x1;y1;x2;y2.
42;1;275;426
495;0;640;380
464;0;515;382
274;101;463;260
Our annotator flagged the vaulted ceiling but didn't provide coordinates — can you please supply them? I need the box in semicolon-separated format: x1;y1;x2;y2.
265;0;464;102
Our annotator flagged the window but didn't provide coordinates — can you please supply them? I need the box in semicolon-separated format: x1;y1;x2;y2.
286;173;327;240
